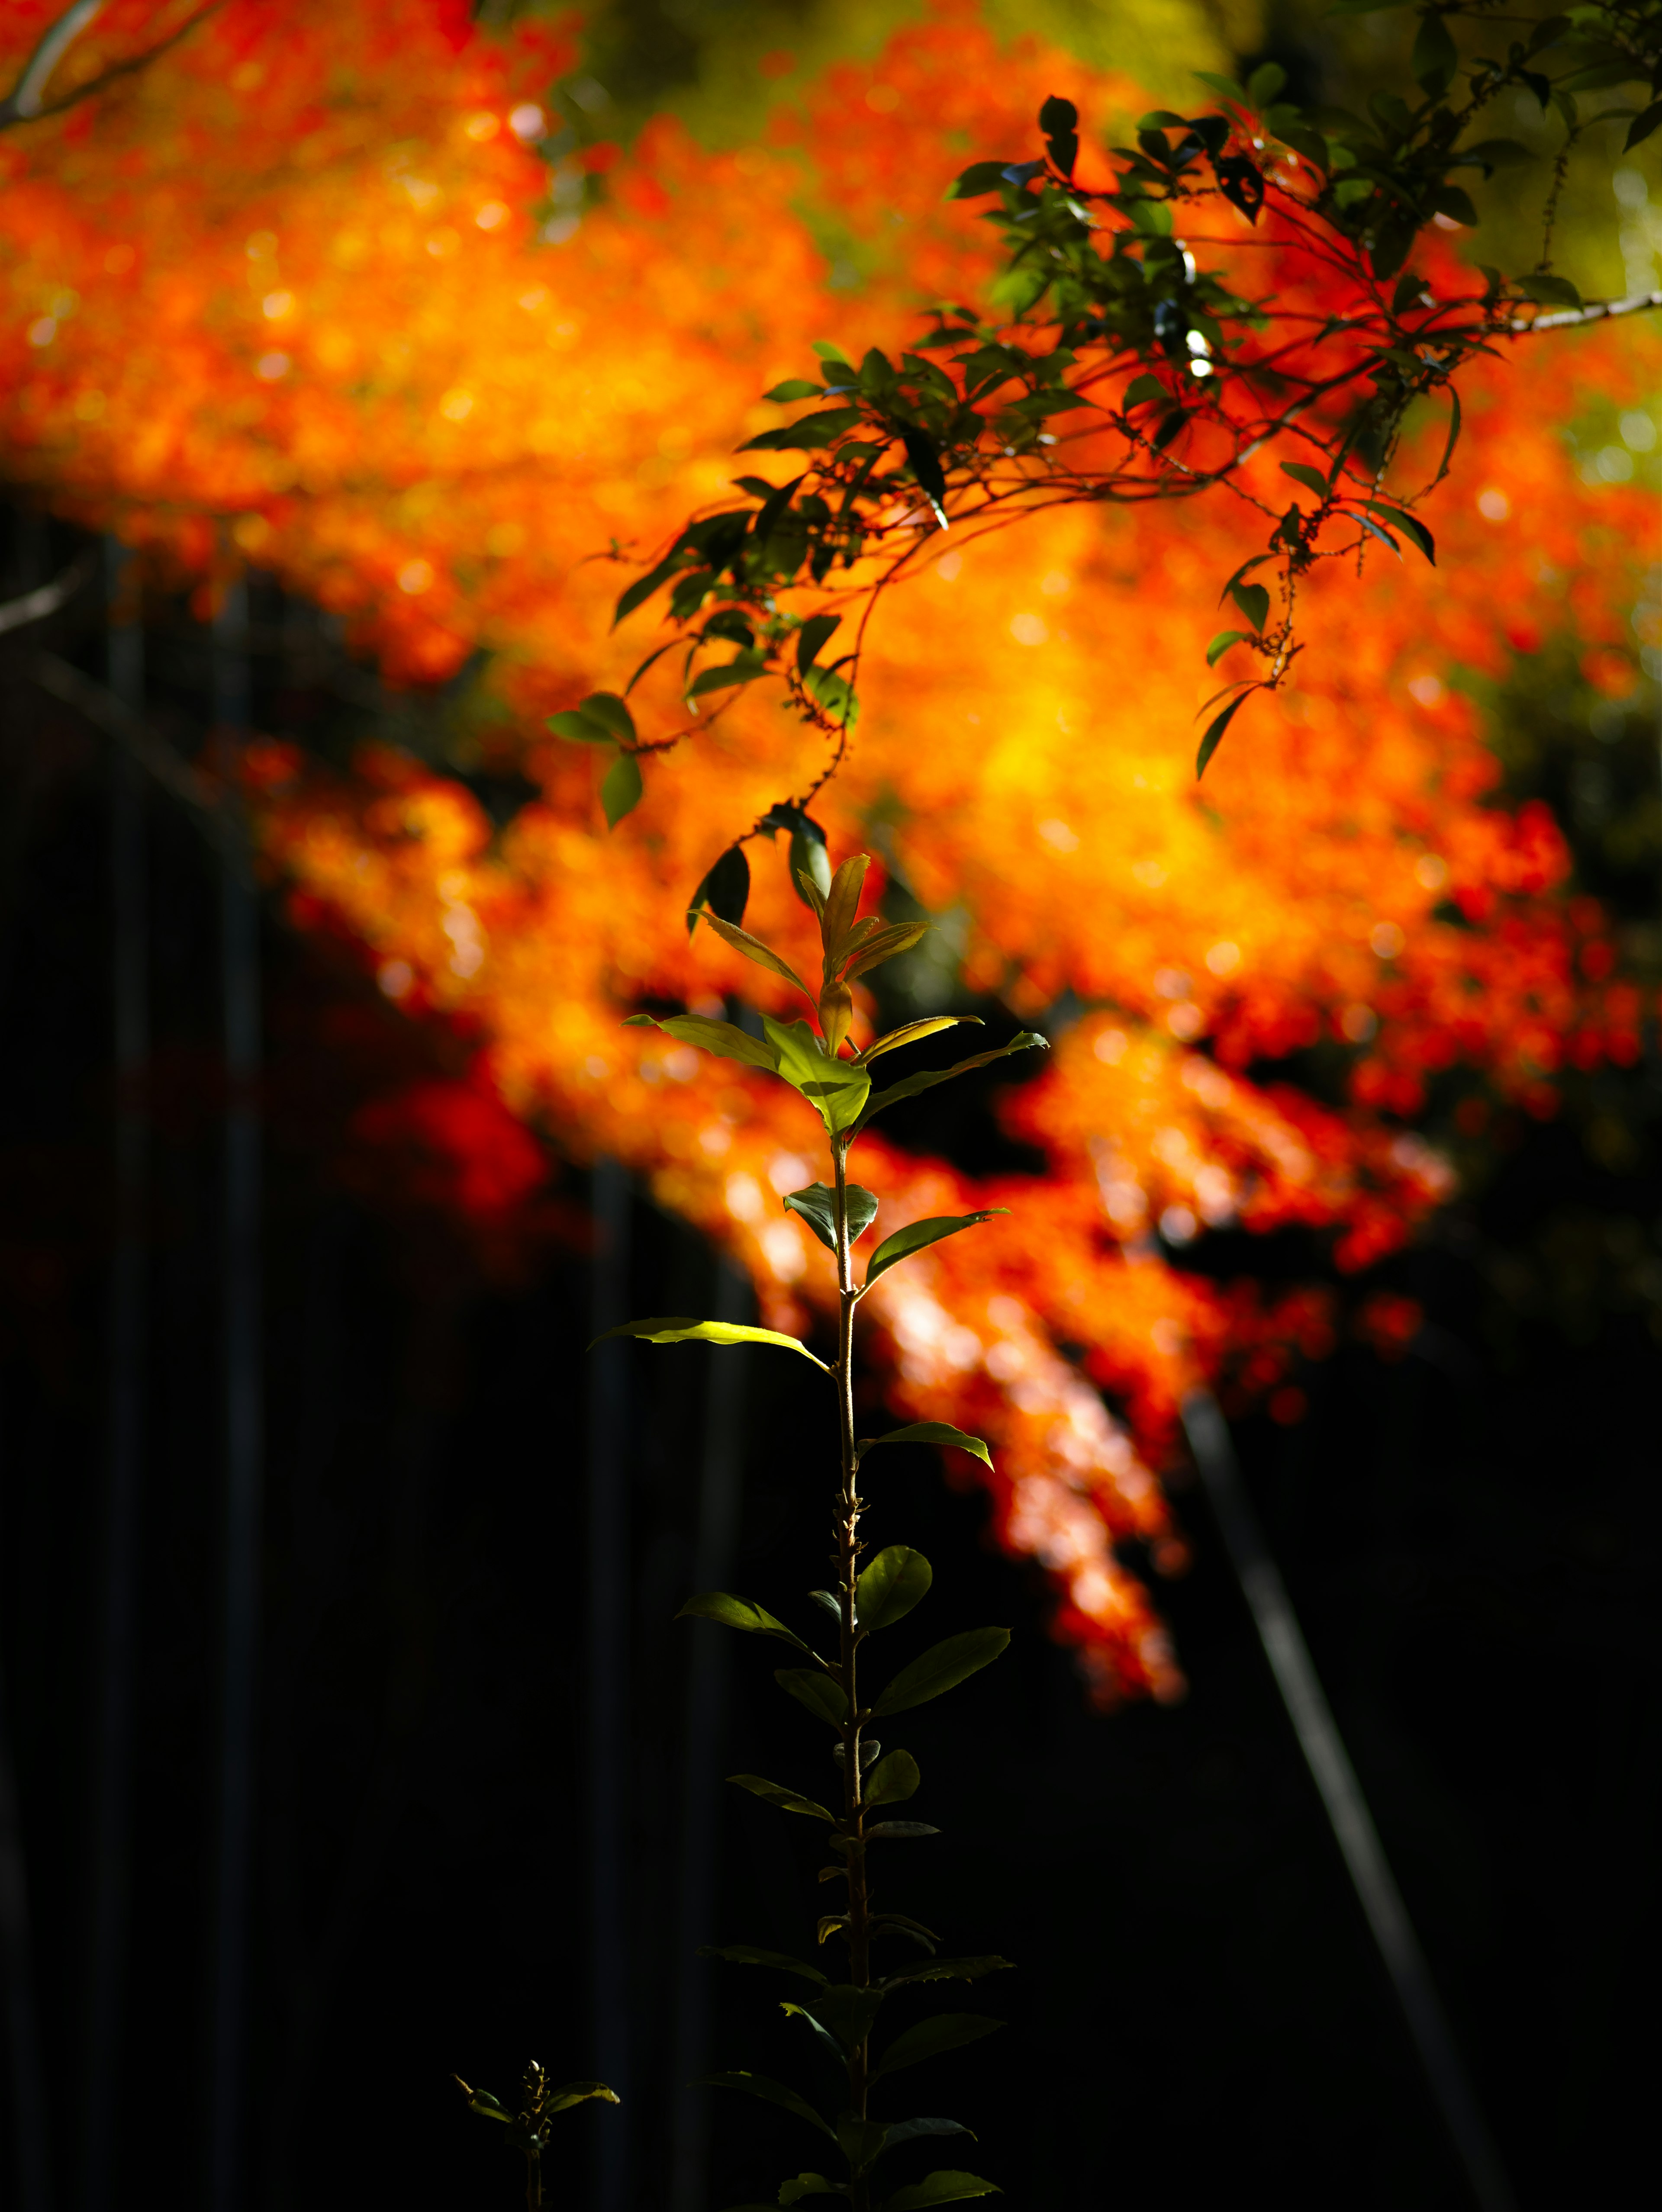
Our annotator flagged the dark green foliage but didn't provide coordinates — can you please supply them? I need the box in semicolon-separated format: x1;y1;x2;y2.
454;2063;618;2209
593;859;1039;2211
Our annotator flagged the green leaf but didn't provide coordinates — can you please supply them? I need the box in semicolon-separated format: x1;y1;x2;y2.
1217;554;1272;606
459;2084;510;2122
1193;70;1244;96
739;407;865;452
1196;689;1253;778
858;1424;992;1471
700;1944;827;1983
1409;10;1457;94
591;1317;828;1370
873;1629;1010;1717
614;549;686;625
885;2173;1002;2211
765;379;826;401
729;1773;836;1820
783;1183;880;1253
600;749;643;829
577;691;636;743
947;160;1011;199
1514;272;1582;308
796;1982;885;2050
864;1750;921;1807
1626;100;1662;151
797;614;841;673
686;844;751;935
624;1010;776;1072
776;1668;850;1724
687;651;767;700
1245;61;1286;106
859;1016;983;1067
866;1820;940;1839
855;1546;934;1634
866;1211;1008;1286
700;2073;835;2140
1228;580;1270;632
882;2120;976;2153
677;1591;815;1651
882;1958;1013;1989
1279;461;1329;500
1364;503;1435;563
764;1016;871;1134
855;1032;1047;1132
837;2117;892;2176
1123;372;1168;408
1206;629;1252;667
547;708;616;744
701;913;817;1003
872;2016;1003;2078
778;2177;842;2206
544;2081;621;2112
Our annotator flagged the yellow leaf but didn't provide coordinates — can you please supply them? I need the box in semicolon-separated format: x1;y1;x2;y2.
819;853;870;966
701;912;817;1007
858;1015;982;1065
843;920;928;981
818;979;854;1057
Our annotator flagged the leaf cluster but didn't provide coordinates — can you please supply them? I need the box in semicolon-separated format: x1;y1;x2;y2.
596;856;1044;2212
603;3;1659;816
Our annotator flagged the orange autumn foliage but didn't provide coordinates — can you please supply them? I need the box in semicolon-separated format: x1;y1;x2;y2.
3;0;1657;1700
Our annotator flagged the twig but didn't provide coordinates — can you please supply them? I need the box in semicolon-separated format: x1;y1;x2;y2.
0;0;226;130
0;550;96;636
29;650;237;859
1507;288;1662;333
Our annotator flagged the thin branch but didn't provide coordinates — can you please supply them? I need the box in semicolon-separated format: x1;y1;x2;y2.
0;550;95;637
1508;288;1662;333
0;0;225;131
0;0;103;122
30;651;237;859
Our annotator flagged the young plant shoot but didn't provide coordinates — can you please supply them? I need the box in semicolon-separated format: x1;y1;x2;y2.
453;2063;619;2212
602;853;1047;2212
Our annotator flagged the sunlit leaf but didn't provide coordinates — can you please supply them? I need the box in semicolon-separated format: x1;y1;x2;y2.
728;1773;835;1821
775;1667;850;1723
858;1016;982;1066
677;1591;815;1650
856;1544;933;1633
865;1211;1008;1285
863;1749;921;1806
544;2081;621;2113
855;1032;1047;1131
701;913;818;1004
624;1010;776;1073
764;1015;871;1133
783;1183;880;1252
873;1628;1010;1715
591;1317;828;1370
858;1424;992;1470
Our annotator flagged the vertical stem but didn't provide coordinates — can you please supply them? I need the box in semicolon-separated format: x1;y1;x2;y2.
832;1140;871;2210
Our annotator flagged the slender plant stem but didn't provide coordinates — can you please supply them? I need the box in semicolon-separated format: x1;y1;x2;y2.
832;1136;872;2209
